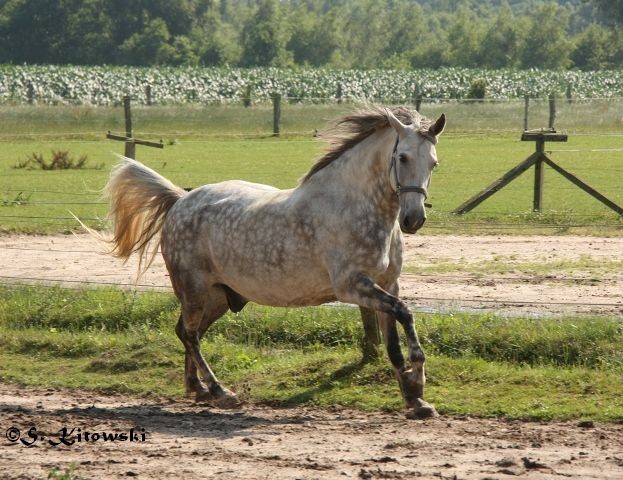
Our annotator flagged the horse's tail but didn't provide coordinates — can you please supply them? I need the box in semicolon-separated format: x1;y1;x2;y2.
100;157;186;274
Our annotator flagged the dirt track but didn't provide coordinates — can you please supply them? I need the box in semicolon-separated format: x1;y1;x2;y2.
1;384;622;479
1;233;622;316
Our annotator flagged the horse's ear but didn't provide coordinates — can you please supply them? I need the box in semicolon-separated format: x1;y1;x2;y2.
386;109;408;137
429;113;446;137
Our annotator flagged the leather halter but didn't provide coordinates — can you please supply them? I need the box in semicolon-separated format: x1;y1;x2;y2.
389;136;432;208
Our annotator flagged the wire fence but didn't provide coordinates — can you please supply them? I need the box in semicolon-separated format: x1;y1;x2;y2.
1;272;621;311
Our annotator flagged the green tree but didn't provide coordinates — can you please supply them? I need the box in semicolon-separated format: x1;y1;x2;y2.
379;1;427;69
478;5;525;68
338;0;391;69
571;23;614;70
193;6;241;66
444;7;486;67
408;13;450;69
287;1;344;67
519;3;573;69
591;0;623;25
240;0;291;67
118;17;172;65
63;0;115;64
0;0;69;63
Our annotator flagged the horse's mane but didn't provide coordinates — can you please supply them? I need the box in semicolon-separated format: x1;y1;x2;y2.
302;105;432;183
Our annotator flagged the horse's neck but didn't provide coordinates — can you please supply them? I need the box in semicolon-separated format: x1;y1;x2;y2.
304;128;399;223
333;128;398;215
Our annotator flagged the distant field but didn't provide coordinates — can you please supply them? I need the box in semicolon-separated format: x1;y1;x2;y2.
3;65;623;105
0;103;622;234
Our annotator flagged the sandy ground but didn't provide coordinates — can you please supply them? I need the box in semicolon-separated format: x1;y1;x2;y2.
0;233;621;317
1;383;623;480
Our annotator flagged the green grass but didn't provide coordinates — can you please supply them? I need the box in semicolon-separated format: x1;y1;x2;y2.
0;103;622;234
403;255;623;276
1;284;622;421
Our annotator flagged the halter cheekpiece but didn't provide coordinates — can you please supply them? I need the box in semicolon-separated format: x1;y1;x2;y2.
390;136;432;208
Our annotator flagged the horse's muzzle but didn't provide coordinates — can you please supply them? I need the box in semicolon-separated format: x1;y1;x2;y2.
400;215;426;234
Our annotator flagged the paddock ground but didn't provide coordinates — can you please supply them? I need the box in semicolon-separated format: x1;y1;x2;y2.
1;383;622;479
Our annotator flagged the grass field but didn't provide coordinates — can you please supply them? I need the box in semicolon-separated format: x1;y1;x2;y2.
1;284;622;421
1;102;622;234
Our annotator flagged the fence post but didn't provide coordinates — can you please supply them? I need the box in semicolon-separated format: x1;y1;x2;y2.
123;96;135;159
145;85;152;106
272;93;281;136
548;93;556;129
413;84;422;111
27;83;35;104
243;84;252;108
533;137;545;212
523;95;529;130
566;84;573;104
336;83;343;104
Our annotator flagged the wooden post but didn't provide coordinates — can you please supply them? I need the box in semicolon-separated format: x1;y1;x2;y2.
533;137;545;211
145;85;152;106
414;84;422;111
523;96;529;130
243;84;252;108
123;96;135;159
566;84;573;104
336;83;343;104
106;96;163;158
27;83;35;104
272;93;281;137
548;93;556;129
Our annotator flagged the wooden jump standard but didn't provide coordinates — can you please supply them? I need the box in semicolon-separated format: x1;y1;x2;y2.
453;129;623;216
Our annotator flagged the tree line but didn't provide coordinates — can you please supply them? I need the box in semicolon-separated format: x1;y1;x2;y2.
0;0;622;70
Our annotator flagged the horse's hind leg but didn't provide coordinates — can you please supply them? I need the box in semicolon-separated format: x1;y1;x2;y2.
175;285;239;408
175;315;202;396
175;303;226;400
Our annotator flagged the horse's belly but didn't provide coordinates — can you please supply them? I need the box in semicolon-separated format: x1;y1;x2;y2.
225;270;337;308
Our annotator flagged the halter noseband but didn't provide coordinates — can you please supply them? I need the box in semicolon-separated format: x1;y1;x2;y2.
390;136;432;208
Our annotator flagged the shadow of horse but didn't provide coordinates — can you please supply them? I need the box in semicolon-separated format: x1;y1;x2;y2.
0;399;318;441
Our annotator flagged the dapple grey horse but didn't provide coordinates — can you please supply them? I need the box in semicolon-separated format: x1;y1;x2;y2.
101;106;445;417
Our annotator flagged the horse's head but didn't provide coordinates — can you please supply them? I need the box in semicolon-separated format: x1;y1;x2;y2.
386;109;445;234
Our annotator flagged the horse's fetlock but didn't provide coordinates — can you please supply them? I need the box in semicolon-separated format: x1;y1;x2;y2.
410;348;426;365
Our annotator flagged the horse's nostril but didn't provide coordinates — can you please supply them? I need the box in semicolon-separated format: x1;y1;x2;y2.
403;215;412;229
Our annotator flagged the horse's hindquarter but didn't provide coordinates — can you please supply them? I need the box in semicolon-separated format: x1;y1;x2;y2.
162;181;336;307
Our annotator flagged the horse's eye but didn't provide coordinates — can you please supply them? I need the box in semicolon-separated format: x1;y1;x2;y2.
399;154;407;163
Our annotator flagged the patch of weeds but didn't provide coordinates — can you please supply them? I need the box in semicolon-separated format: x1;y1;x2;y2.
13;150;103;170
1;191;31;206
85;347;176;374
47;464;83;480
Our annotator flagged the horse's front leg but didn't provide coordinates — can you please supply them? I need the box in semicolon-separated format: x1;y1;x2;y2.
335;273;436;417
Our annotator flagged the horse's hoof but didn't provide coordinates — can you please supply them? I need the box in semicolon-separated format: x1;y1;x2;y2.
405;398;438;419
213;389;241;409
195;389;215;403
